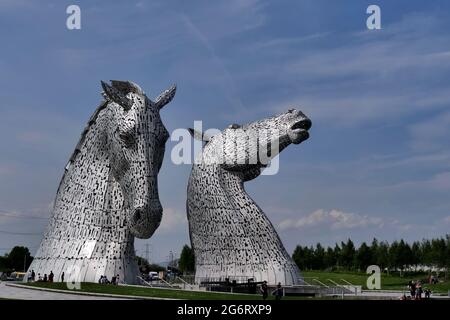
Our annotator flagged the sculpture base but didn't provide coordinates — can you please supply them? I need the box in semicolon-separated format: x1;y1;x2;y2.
25;257;140;284
195;263;302;286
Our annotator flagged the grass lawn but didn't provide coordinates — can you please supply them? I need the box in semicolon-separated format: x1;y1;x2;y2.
23;282;306;300
302;271;450;293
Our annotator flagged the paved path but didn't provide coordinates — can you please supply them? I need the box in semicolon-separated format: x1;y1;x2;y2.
0;282;130;300
345;290;450;300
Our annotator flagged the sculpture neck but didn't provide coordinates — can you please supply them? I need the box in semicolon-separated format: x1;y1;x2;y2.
187;163;300;284
48;116;130;244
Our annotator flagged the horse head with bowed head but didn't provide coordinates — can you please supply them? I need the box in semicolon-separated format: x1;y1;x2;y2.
27;80;176;284
187;109;311;285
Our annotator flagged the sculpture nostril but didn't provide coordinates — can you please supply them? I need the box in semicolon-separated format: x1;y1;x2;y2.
291;118;312;131
133;208;142;222
302;119;312;130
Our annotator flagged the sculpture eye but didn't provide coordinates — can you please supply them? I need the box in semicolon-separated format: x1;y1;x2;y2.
118;129;136;147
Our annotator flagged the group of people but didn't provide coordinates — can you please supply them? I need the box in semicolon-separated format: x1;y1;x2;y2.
260;281;284;300
28;269;122;285
98;274;120;285
401;280;432;300
28;270;64;283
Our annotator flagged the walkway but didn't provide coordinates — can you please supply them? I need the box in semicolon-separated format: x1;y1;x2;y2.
0;282;131;300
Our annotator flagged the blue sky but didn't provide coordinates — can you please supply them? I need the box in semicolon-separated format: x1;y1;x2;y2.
1;0;450;263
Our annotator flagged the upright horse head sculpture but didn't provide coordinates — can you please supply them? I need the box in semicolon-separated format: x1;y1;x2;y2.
187;109;311;285
27;80;176;284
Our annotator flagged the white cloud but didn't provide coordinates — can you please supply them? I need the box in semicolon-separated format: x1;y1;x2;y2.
278;209;384;231
157;207;188;234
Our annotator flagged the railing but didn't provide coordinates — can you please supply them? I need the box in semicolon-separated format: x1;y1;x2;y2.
340;278;359;295
327;279;353;296
198;275;255;285
312;278;329;288
298;278;315;286
137;275;177;288
176;276;195;290
137;276;153;287
158;277;177;288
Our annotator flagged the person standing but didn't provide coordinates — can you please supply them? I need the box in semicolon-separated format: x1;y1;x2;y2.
61;272;65;283
415;281;422;300
273;282;283;300
31;270;36;282
409;281;416;298
424;288;431;299
260;281;268;300
49;271;54;283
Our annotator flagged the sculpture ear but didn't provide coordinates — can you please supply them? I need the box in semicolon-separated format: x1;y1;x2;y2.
101;81;133;110
154;84;176;110
188;128;211;142
110;80;143;95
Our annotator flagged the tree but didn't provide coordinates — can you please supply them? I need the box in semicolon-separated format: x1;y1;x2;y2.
0;256;8;271
376;241;390;273
411;241;421;270
313;243;325;270
420;239;433;267
178;245;195;274
389;241;400;274
305;246;315;270
292;245;305;270
445;235;450;279
398;240;413;271
355;242;372;271
388;240;412;276
148;264;166;272
369;238;379;266
340;239;356;270
5;246;32;271
334;244;342;269
293;245;315;270
136;256;150;273
430;238;447;273
323;247;337;270
290;234;450;273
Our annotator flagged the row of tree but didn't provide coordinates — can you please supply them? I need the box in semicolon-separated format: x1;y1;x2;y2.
178;245;195;273
292;235;450;274
177;235;450;276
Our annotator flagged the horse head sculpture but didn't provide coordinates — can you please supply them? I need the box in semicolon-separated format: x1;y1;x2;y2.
100;80;175;238
27;80;176;284
187;109;311;285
